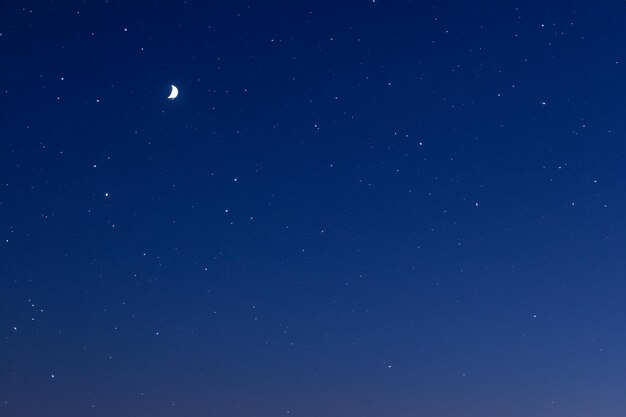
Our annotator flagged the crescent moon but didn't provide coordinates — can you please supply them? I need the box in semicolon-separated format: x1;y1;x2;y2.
167;85;179;99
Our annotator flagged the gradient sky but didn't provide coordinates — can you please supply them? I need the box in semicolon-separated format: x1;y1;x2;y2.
2;1;626;416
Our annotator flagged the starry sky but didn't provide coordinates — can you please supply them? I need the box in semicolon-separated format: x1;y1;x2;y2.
2;1;626;416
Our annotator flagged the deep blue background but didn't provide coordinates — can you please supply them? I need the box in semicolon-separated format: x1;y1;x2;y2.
2;1;626;416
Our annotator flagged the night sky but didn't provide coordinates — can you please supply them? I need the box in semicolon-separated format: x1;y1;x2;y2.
2;1;626;416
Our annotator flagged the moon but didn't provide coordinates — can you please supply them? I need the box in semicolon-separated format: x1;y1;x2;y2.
167;85;179;99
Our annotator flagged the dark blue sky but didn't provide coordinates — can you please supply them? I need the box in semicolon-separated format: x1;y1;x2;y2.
2;1;626;416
